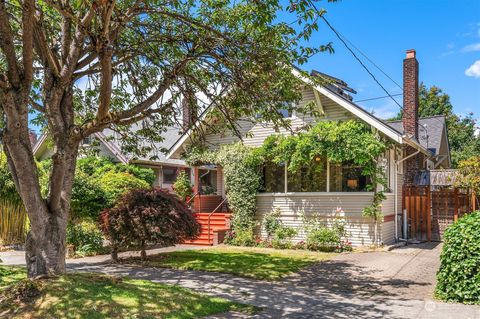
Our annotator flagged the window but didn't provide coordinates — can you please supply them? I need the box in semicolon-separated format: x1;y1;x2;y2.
287;157;327;192
263;162;285;193
329;163;371;192
198;169;217;194
162;167;178;184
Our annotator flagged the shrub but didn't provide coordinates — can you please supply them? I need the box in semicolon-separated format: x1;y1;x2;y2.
173;170;193;201
66;222;104;257
271;226;297;249
262;208;297;249
435;211;480;304
306;227;340;252
99;189;200;261
70;172;108;222
99;171;150;206
224;228;256;247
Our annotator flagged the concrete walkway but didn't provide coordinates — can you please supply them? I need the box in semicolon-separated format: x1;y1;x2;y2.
2;243;479;318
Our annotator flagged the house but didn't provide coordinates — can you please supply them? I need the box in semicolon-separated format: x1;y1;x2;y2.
166;49;452;246
33;126;189;191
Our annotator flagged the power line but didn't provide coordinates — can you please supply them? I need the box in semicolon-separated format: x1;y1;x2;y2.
336;33;403;91
319;15;404;111
355;93;402;103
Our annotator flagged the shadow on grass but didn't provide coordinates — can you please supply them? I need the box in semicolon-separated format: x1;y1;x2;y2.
0;271;255;319
69;250;435;319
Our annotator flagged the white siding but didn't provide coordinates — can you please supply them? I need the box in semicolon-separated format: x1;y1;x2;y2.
204;87;354;148
256;193;380;246
381;221;395;245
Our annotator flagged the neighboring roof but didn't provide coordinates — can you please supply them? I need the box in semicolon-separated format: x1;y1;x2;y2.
33;126;187;167
167;67;434;160
386;116;448;157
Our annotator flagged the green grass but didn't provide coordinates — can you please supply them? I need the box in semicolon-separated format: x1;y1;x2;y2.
0;266;256;319
123;246;335;280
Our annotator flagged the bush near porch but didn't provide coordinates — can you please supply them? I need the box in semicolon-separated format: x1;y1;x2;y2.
435;211;480;304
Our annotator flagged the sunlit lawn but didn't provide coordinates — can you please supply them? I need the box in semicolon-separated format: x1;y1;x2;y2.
0;265;256;319
123;246;336;280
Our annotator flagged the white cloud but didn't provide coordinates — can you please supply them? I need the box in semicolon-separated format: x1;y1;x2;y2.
465;60;480;78
461;43;480;52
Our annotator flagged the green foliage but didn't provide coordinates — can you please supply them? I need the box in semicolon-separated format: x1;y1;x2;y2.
262;207;297;249
70;172;107;222
185;143;263;232
0;152;22;205
99;171;150;206
173;170;193;201
66;222;104;257
454;156;480;195
391;84;480;166
435;211;480;304
302;212;350;252
99;189;200;261
224;228;256;247
76;156;155;185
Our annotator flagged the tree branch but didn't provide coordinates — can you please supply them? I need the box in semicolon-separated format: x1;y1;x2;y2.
22;0;35;90
0;1;20;87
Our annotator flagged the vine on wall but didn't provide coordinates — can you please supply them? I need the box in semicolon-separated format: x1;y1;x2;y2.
184;120;391;240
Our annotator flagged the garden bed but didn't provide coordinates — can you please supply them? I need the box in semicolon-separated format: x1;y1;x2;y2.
120;245;336;280
0;265;256;319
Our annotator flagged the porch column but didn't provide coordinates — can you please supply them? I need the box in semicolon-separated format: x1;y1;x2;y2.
193;166;199;194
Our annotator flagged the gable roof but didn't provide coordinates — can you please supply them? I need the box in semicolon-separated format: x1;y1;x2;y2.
386;116;447;157
33;126;187;167
167;67;433;160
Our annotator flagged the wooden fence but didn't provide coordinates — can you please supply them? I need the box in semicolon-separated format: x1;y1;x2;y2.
403;186;476;241
0;200;28;245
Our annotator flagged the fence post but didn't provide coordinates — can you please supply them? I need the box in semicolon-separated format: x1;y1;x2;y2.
454;188;459;222
426;186;431;241
472;191;477;212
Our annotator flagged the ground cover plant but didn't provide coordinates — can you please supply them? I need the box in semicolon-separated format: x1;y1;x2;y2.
0;266;255;318
121;246;335;280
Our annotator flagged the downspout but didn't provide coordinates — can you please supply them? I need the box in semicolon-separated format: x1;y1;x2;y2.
394;147;421;242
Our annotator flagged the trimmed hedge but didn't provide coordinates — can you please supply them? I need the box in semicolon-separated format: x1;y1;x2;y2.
435;211;480;304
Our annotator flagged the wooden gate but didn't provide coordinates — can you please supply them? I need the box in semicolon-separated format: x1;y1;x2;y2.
403;186;476;241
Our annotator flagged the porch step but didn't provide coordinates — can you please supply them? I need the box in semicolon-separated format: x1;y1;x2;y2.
184;212;231;246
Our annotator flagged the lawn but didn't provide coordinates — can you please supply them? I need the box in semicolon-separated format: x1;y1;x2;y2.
122;246;336;280
0;266;256;319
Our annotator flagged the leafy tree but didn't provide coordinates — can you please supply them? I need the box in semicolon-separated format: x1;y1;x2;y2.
0;0;335;277
99;188;200;261
390;83;480;166
454;156;480;195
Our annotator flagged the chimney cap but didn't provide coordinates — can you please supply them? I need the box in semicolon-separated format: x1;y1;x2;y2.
406;49;416;59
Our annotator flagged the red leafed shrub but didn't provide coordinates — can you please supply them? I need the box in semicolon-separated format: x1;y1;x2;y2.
99;188;200;261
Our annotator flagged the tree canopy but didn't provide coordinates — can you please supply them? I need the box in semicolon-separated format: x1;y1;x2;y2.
0;0;337;277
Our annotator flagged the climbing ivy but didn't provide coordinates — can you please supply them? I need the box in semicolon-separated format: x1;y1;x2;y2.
184;120;390;240
184;144;262;232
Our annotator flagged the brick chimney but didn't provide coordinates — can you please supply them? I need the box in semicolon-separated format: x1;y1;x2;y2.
403;49;419;139
28;130;38;147
403;49;421;184
182;89;198;131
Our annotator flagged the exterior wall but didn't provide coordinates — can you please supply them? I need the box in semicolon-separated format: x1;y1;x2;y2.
255;192;391;246
204;87;354;148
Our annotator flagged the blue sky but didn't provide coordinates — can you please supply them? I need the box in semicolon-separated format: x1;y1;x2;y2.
296;0;480;120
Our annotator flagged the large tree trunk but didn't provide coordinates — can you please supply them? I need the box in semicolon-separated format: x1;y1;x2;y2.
2;87;79;278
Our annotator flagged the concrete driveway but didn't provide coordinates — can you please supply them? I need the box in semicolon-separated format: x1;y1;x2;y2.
2;243;479;318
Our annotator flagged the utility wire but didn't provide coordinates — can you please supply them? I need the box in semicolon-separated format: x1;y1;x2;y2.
320;15;404;111
336;33;403;91
355;93;402;103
